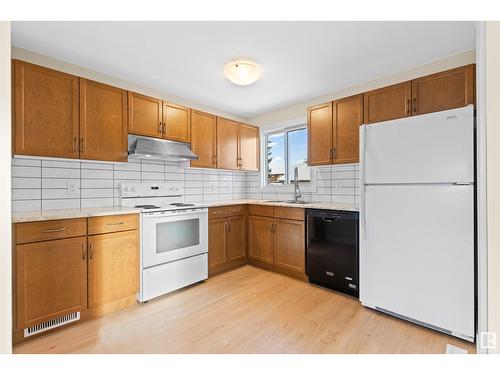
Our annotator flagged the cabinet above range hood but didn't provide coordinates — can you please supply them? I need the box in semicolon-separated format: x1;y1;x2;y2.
128;135;198;162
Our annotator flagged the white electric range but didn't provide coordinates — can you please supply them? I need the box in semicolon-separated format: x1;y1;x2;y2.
120;182;208;302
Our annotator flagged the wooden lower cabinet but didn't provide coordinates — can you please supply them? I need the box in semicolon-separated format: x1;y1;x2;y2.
13;214;140;343
208;217;228;271
87;230;139;309
208;207;247;276
227;215;246;261
274;218;305;273
248;215;274;264
248;207;306;279
15;236;88;330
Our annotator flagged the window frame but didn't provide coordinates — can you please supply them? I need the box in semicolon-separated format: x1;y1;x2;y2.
261;124;316;191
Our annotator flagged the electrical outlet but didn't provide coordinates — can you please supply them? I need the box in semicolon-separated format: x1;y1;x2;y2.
66;182;76;195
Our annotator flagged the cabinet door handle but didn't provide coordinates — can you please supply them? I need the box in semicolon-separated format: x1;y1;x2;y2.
406;99;410;114
163;123;166;135
413;98;417;113
80;138;85;153
73;137;78;153
158;121;163;134
332;147;337;160
228;222;231;232
42;227;66;233
213;155;217;165
81;243;86;260
89;242;93;260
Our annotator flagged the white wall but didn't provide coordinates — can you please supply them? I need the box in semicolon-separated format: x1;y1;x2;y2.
249;50;476;128
0;21;12;354
485;21;500;354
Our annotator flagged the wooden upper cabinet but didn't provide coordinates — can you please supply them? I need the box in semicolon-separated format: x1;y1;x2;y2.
217;117;240;170
411;64;475;116
13;60;80;159
163;102;191;143
88;230;139;309
16;236;87;330
191;110;217;168
128;91;163;138
364;81;412;124
80;79;128;162
332;94;363;164
239;124;259;171
308;102;333;166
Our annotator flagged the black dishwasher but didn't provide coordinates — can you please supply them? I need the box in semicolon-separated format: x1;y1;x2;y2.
306;209;359;297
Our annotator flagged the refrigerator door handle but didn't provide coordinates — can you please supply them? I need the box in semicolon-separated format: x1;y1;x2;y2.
360;124;367;239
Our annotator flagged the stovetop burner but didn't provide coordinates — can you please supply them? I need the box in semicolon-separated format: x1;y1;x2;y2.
135;204;161;209
170;203;195;207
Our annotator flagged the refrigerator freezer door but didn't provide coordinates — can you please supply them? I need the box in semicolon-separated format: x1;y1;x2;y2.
363;105;474;184
360;184;475;340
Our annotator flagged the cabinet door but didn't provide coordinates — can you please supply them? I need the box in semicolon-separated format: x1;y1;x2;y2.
209;218;228;271
128;91;163;138
239;124;259;171
16;236;87;330
13;60;79;158
191;110;217;168
228;215;246;261
88;230;139;308
248;215;273;264
364;81;412;124
307;102;333;166
163;102;191;142
216;117;239;170
332;94;363;164
411;64;475;116
274;218;305;273
80;79;128;162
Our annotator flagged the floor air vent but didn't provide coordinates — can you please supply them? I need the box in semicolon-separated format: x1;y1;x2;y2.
374;306;452;336
24;312;80;337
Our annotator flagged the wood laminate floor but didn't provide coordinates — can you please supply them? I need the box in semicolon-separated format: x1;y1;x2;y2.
14;265;475;354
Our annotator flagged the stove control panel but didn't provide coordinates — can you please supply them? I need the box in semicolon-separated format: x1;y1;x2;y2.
120;182;183;198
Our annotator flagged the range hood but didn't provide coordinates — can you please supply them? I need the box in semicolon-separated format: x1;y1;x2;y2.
128;135;198;162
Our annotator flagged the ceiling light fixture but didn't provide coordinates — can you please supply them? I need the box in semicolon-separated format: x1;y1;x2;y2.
223;60;261;86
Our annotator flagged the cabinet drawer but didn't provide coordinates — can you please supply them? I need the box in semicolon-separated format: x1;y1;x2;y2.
228;205;247;217
274;207;305;221
209;207;228;219
248;205;274;218
88;214;139;235
16;218;87;244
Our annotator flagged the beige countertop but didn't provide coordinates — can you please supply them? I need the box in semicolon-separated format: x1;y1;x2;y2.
198;199;359;212
12;200;358;223
12;206;142;224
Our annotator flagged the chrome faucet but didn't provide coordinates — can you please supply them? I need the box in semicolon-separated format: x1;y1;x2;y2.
293;166;302;202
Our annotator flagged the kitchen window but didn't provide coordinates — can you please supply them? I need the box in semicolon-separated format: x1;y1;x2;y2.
265;126;311;186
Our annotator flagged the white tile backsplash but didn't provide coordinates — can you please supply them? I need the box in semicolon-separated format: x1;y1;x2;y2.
11;157;252;211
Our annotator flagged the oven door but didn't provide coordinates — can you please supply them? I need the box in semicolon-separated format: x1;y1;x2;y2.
142;209;208;268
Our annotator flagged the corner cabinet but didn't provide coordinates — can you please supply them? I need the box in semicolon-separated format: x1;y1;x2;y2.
13;60;80;159
79;79;128;162
190;110;217;168
216;117;260;171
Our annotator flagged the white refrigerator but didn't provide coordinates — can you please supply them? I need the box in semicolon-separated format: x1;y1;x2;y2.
359;105;475;342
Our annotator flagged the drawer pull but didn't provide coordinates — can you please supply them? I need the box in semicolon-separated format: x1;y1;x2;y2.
42;227;66;233
107;221;125;226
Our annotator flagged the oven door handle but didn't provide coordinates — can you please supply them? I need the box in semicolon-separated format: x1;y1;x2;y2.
143;210;208;219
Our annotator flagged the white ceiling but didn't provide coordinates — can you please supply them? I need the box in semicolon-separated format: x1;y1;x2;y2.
11;21;475;118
